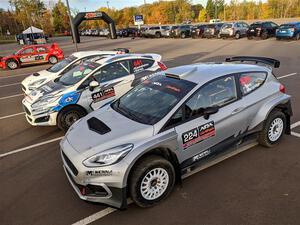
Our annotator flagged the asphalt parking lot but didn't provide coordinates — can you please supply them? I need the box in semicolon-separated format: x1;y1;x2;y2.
0;36;300;225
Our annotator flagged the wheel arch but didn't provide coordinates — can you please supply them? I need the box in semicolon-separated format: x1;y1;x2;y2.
56;103;88;123
124;146;181;191
249;95;292;134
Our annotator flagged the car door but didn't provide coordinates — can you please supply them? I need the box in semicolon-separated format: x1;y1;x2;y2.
168;75;250;166
82;60;134;110
35;46;49;62
18;47;35;65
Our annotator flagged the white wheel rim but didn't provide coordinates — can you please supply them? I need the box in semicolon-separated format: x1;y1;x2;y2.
268;118;284;142
140;168;169;200
50;57;57;63
8;62;17;69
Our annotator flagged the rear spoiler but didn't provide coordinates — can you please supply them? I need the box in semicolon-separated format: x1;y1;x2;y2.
113;48;130;53
225;56;280;68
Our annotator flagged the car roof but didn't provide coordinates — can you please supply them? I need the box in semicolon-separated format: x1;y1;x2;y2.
98;53;161;64
165;63;270;84
72;50;119;58
282;22;300;25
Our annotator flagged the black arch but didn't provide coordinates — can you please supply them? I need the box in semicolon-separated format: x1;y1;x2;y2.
73;11;117;43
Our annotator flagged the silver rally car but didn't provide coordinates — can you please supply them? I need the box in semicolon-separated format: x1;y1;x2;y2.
60;56;292;209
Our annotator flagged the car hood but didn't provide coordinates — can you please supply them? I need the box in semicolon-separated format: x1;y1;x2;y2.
66;105;154;158
25;80;68;103
22;70;53;85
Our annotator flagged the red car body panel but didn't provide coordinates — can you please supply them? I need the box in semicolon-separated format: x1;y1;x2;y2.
0;43;64;69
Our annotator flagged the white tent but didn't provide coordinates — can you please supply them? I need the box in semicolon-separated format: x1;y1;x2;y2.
22;26;44;34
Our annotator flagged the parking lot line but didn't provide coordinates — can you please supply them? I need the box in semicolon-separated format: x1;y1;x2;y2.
277;72;298;80
0;93;23;100
72;207;117;225
0;82;20;88
0;136;63;159
291;121;300;138
0;73;29;79
0;112;25;120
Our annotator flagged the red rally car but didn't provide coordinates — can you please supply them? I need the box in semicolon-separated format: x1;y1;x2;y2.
0;43;64;70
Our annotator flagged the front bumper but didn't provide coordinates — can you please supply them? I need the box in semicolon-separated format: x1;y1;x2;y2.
0;61;5;69
276;32;294;39
22;99;58;126
60;138;128;209
220;33;234;38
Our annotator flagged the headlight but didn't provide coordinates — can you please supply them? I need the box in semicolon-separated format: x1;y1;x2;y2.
29;78;47;87
83;144;134;167
32;95;61;109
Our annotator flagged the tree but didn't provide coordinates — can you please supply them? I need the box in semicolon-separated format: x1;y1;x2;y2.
52;0;70;33
206;0;215;20
198;9;207;22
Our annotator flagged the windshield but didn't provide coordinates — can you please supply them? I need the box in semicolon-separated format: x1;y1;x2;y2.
112;74;196;125
57;61;100;86
47;55;77;73
222;23;232;29
279;24;295;29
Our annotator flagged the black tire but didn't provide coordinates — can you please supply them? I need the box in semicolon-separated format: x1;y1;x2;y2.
6;59;18;70
155;32;161;38
48;55;58;64
180;32;186;39
247;35;253;40
258;110;286;148
235;32;240;39
57;105;87;132
261;31;268;40
129;155;175;207
294;33;300;40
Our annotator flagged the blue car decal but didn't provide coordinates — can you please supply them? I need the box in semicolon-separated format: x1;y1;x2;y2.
52;91;81;112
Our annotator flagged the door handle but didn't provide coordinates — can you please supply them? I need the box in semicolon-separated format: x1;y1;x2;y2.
231;107;244;115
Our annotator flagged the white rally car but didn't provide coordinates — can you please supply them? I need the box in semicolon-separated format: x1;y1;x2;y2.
22;53;167;131
21;49;129;95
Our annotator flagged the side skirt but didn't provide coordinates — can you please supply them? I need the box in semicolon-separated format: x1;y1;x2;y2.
181;132;258;179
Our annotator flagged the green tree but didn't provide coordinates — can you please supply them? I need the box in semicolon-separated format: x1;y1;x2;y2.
198;8;207;22
52;0;70;33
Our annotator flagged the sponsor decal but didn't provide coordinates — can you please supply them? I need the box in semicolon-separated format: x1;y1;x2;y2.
182;121;216;149
86;170;113;176
92;87;115;102
85;12;102;19
132;59;149;73
192;149;211;162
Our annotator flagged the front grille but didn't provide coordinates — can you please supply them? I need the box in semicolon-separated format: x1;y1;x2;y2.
23;105;31;115
62;151;78;176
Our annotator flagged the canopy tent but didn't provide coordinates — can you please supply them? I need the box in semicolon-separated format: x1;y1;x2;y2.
22;26;43;34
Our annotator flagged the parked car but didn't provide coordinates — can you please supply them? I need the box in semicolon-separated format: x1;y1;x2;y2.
203;23;224;38
146;26;170;38
219;22;249;39
247;21;278;39
120;28;138;37
161;26;172;38
0;43;64;70
170;25;191;38
60;56;292;209
191;24;208;38
21;48;129;95
276;22;300;40
22;53;167;131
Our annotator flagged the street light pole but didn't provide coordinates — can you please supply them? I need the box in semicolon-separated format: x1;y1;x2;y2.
66;0;78;52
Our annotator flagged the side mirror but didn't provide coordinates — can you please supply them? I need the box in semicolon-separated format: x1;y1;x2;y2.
89;80;99;91
203;106;219;120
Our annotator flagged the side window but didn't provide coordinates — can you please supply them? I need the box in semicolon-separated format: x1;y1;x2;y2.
20;48;34;54
93;60;130;83
131;59;155;73
270;22;278;28
239;72;266;95
185;76;237;119
36;47;47;53
164;107;184;129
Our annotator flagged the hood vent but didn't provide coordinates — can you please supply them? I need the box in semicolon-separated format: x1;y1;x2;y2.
33;72;40;76
87;117;111;135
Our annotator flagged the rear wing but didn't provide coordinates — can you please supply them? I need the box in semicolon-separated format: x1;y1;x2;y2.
113;48;130;53
225;56;280;68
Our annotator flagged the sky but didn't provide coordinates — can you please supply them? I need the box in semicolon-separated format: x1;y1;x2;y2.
0;0;208;11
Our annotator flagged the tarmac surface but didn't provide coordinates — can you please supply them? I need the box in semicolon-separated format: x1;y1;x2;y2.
0;36;300;225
